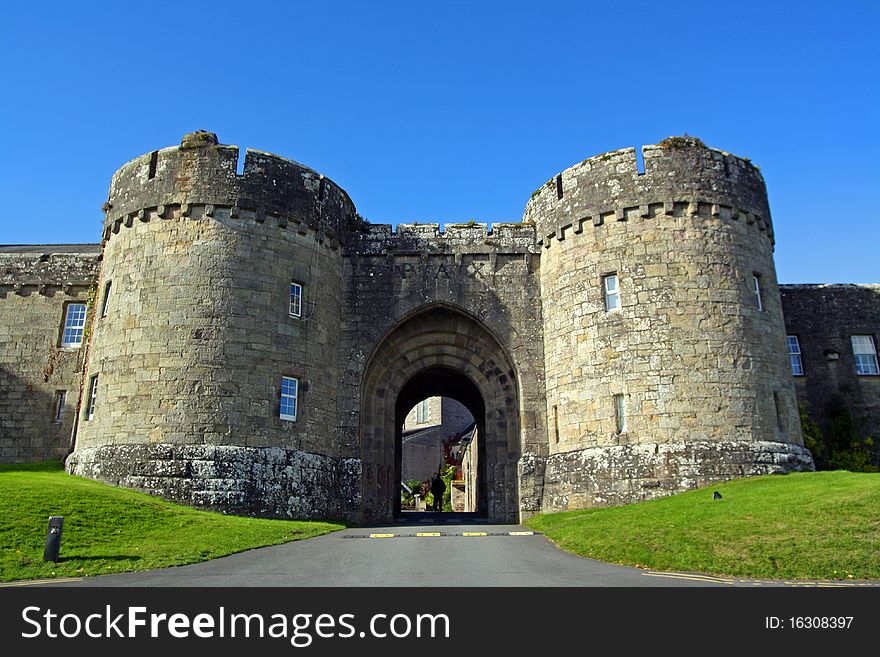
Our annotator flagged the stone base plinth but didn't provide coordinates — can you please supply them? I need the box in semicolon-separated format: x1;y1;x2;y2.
541;440;814;512
66;444;362;521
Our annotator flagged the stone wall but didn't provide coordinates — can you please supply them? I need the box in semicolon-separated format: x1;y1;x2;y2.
103;131;354;244
524;138;811;509
67;444;360;520
69;132;356;520
781;284;880;462
0;246;101;462
343;222;548;521
542;440;815;510
75;212;345;457
2;133;836;524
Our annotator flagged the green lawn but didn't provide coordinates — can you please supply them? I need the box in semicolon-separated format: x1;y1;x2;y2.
0;460;345;583
526;471;880;580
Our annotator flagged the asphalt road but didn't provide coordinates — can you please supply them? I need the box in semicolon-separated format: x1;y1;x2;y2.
22;518;879;588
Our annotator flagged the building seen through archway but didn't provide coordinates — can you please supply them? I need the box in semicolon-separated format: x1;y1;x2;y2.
400;396;477;514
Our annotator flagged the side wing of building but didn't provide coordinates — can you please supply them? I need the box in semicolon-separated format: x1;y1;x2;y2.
0;245;101;462
780;284;880;463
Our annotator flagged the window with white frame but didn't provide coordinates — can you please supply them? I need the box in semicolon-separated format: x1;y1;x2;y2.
614;394;627;433
61;303;87;347
86;376;98;420
280;376;299;420
100;281;112;318
787;335;804;376
415;399;430;424
53;391;66;424
753;274;764;311
852;335;879;375
289;282;302;318
603;274;620;312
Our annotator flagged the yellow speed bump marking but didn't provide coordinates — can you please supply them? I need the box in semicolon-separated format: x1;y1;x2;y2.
369;533;396;539
416;532;441;537
0;577;85;588
462;532;488;537
642;572;734;585
509;531;534;536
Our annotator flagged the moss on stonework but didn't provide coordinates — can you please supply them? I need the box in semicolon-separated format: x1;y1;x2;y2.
347;212;370;232
81;283;98;344
741;157;761;172
659;136;706;149
180;131;219;149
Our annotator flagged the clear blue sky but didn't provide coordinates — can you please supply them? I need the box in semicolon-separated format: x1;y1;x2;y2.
1;0;877;283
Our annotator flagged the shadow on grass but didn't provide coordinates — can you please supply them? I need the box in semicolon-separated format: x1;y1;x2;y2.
0;460;65;473
58;555;142;563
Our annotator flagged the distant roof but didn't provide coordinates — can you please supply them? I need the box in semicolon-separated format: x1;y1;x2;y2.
0;244;101;254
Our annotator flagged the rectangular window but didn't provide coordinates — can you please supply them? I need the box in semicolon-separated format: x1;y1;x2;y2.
614;394;627;433
61;303;87;348
86;375;98;420
289;282;302;318
753;274;763;311
603;274;620;312
852;335;879;375
53;391;66;423
787;335;804;376
100;281;112;318
416;399;430;424
280;376;298;421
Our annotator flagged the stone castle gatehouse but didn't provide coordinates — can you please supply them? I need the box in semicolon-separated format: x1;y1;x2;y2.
3;131;878;523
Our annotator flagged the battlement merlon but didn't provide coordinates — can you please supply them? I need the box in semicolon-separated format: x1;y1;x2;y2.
104;131;357;243
523;138;772;237
345;222;539;256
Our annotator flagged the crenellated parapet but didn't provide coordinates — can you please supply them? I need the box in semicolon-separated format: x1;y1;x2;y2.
0;245;101;296
345;222;538;256
102;131;356;244
524;138;774;248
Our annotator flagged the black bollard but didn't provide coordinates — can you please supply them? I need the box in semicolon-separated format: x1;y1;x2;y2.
43;516;64;562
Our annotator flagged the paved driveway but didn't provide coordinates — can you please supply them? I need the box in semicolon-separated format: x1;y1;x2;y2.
17;519;878;588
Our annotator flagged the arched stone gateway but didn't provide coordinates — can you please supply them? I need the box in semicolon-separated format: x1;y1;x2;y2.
360;306;521;523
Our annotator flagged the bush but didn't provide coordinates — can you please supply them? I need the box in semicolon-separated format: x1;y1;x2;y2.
801;397;878;473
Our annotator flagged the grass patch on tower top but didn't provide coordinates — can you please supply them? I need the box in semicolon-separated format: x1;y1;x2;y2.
0;460;345;583
526;471;880;580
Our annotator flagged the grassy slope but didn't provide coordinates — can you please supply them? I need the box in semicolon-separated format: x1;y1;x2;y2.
526;471;880;580
0;461;345;582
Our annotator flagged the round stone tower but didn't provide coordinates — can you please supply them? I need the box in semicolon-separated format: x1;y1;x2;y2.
525;137;814;511
67;131;361;519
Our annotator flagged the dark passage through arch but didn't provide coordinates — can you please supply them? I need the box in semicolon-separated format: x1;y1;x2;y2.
396;367;487;516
